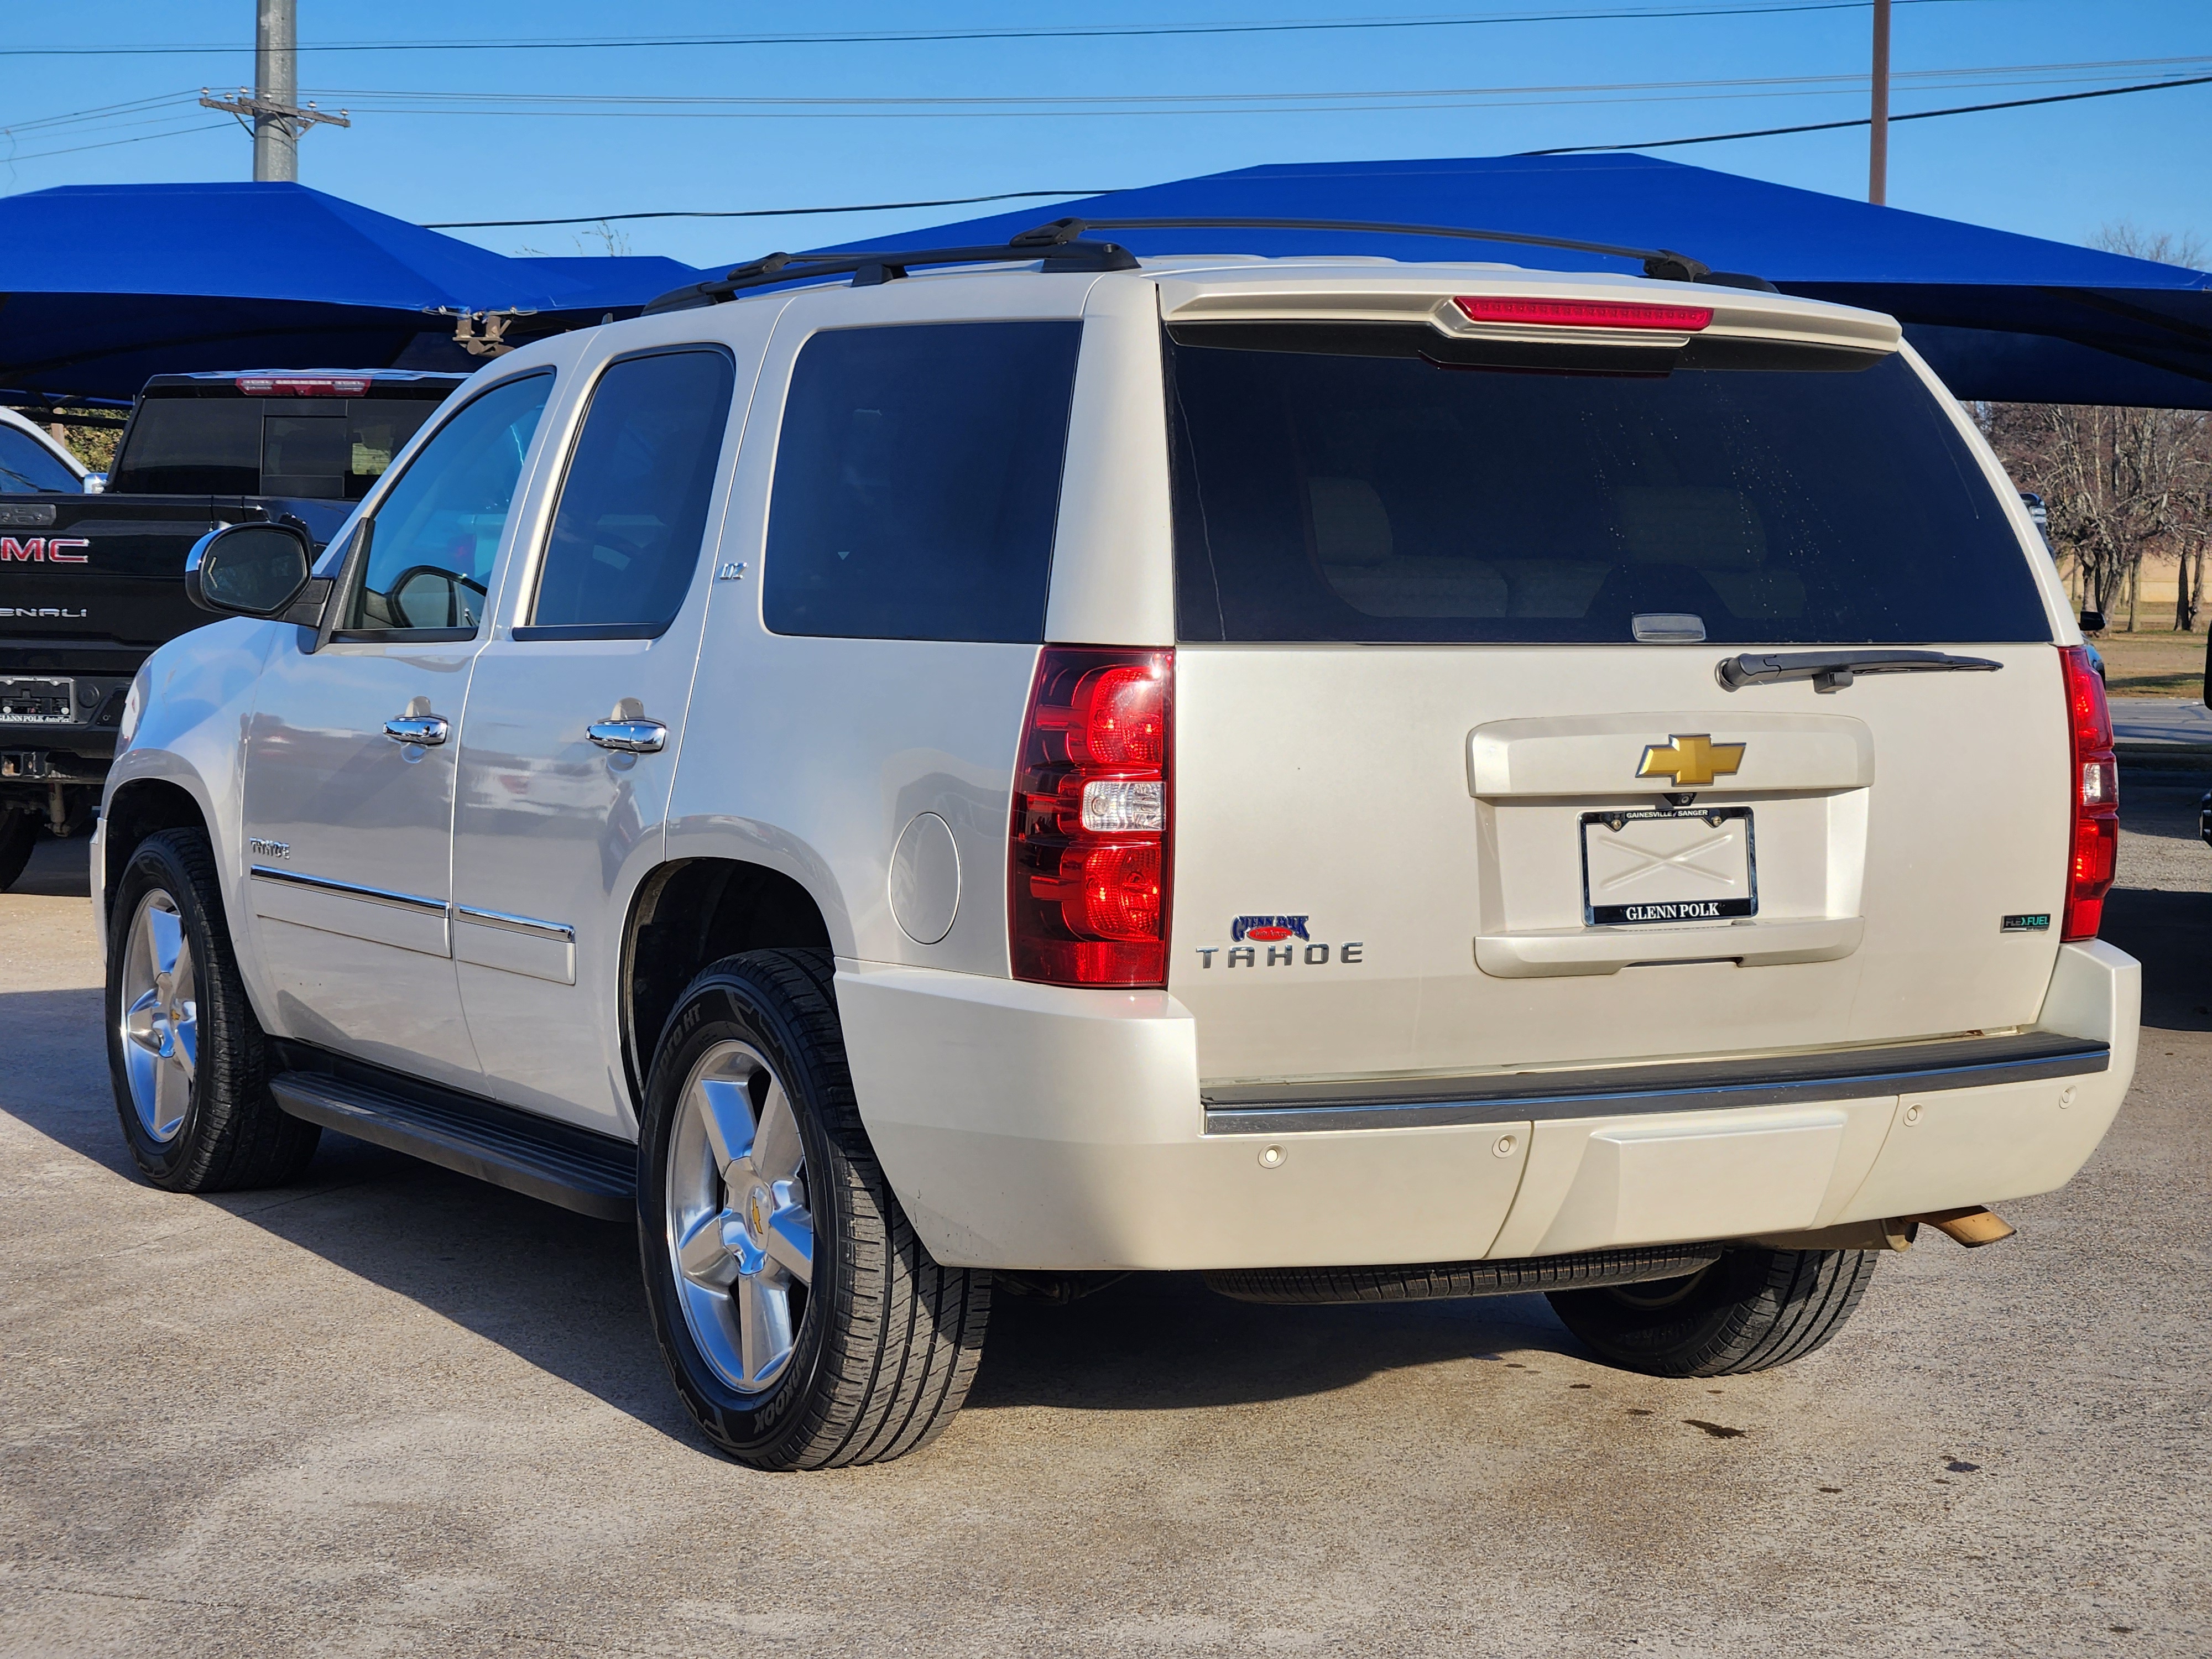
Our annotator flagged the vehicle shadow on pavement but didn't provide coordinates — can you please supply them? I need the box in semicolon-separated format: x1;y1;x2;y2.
970;1274;1582;1413
219;1132;705;1443
1;978;1583;1443
2103;886;2212;1033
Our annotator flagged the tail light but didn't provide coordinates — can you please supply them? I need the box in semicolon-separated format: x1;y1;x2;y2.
2060;645;2117;941
235;375;369;397
1010;646;1172;987
1453;296;1713;332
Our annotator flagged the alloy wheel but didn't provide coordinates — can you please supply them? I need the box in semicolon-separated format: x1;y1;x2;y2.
119;889;197;1142
665;1040;815;1393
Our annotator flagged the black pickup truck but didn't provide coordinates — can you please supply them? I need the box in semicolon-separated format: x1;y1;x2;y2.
0;369;466;887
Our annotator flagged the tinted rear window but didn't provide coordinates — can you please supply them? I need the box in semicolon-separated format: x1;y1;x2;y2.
1169;330;2049;645
111;396;443;498
763;321;1082;643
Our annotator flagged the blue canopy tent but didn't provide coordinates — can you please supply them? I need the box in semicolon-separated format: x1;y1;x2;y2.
6;159;2206;411
825;154;2212;410
0;182;700;407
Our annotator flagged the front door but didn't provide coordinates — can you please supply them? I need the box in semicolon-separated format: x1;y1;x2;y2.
239;371;555;1087
451;341;743;1133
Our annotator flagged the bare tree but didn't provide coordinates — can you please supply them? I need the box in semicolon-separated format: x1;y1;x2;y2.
1974;223;2212;632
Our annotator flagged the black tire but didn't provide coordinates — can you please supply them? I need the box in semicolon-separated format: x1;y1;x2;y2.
1546;1245;1879;1378
638;949;990;1470
0;808;36;892
105;827;320;1191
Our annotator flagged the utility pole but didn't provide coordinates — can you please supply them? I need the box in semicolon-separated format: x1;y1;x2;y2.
255;0;296;181
199;0;351;181
1868;0;1891;205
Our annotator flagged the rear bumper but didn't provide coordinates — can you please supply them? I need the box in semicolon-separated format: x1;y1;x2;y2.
837;941;2140;1271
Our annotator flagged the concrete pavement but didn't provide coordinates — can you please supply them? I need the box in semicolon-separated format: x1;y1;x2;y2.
2;811;2206;1658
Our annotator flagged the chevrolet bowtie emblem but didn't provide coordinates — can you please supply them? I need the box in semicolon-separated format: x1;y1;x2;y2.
1637;733;1746;788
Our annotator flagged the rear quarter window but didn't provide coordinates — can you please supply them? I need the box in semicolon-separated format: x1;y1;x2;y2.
763;321;1082;643
1168;330;2051;646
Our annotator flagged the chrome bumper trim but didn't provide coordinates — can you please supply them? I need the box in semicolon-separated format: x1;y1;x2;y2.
1201;1032;2112;1135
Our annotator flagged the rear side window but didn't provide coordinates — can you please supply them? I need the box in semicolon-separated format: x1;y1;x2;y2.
1169;332;2051;646
0;426;79;493
763;321;1082;643
526;347;736;637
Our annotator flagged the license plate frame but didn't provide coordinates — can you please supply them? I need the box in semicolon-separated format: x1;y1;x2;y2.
1580;805;1757;927
0;675;76;726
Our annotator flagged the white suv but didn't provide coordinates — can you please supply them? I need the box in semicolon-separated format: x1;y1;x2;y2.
95;222;2138;1469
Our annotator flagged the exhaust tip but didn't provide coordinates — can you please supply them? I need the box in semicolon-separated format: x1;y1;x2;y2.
1914;1207;2017;1248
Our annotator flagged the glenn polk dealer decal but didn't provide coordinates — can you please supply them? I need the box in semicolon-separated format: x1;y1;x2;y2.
1196;915;1365;969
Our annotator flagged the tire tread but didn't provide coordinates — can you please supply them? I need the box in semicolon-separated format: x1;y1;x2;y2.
647;948;988;1470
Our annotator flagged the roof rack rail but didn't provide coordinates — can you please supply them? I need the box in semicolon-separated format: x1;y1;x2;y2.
638;214;1775;317
1016;216;1776;290
641;222;1140;314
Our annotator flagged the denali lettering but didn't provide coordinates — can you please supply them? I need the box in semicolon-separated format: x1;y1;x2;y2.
1;606;89;619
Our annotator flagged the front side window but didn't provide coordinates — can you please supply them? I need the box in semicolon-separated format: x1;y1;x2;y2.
763;321;1082;643
338;373;552;635
525;347;735;637
0;425;80;493
1169;331;2050;646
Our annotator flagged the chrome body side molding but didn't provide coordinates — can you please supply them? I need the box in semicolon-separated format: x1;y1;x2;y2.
247;864;451;957
453;904;578;985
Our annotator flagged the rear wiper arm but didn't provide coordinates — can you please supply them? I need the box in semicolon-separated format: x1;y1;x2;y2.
1718;649;2004;694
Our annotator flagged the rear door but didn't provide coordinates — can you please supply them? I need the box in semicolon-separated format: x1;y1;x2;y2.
1159;294;2070;1085
449;332;751;1135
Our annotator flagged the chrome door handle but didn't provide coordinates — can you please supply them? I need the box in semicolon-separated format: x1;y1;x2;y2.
384;714;449;746
587;718;666;754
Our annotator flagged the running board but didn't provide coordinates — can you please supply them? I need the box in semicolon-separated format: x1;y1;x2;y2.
269;1061;637;1222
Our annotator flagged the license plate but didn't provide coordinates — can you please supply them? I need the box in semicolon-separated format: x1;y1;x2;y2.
0;676;75;724
1581;806;1757;926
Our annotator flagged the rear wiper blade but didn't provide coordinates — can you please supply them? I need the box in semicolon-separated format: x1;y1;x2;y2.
1718;650;2004;694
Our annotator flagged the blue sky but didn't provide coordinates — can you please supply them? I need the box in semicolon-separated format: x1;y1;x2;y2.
5;1;2206;269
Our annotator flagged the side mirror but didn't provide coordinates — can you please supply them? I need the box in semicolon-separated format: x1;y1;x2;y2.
186;522;314;618
2078;608;2106;634
80;472;106;495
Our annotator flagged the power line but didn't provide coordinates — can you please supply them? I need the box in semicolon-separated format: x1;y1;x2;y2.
0;119;236;164
425;189;1126;230
0;1;1999;58
1524;68;2212;152
313;55;2212;117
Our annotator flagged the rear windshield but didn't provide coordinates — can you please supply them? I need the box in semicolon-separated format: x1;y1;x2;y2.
1168;328;2050;645
111;394;445;499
